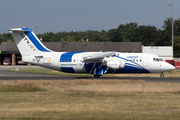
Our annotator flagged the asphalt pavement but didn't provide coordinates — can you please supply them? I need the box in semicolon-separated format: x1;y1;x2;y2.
0;65;180;82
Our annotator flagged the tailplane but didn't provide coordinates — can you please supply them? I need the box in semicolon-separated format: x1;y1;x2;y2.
9;28;52;56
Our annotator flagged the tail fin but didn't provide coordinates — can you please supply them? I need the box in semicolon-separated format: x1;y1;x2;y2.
9;28;52;56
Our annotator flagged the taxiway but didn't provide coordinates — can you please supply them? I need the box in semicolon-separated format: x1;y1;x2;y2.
0;70;179;83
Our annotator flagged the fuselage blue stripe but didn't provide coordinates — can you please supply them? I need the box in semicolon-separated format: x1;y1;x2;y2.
115;55;127;60
116;56;144;69
60;52;83;62
125;63;144;69
60;67;75;73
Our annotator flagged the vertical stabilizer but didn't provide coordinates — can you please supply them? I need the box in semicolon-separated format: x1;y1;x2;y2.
9;28;52;56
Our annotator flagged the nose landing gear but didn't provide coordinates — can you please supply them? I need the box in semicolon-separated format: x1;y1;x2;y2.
160;73;164;78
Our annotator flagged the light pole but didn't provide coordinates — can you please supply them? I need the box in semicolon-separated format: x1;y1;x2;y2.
33;26;39;34
167;4;174;58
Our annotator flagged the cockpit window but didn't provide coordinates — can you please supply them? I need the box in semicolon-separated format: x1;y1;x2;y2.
159;58;164;61
153;58;164;62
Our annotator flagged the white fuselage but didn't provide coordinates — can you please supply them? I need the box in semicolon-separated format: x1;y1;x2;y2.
22;52;175;74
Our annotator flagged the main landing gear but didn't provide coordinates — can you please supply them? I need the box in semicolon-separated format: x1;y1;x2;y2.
94;75;100;78
160;73;164;78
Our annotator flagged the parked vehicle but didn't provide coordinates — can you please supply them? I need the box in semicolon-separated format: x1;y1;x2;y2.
17;56;26;65
3;57;10;65
18;60;26;64
166;60;180;69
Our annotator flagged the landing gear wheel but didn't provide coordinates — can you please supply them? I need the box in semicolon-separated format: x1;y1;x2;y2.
94;75;100;78
160;73;164;78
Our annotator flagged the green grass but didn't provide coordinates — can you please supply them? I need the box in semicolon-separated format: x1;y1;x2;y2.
0;91;180;119
0;84;45;92
10;68;94;77
9;68;116;77
0;80;180;119
9;68;180;78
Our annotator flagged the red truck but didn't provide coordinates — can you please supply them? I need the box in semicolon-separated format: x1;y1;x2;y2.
166;60;180;69
3;57;11;65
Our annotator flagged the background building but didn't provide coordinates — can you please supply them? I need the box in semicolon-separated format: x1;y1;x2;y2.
142;46;173;60
0;42;142;65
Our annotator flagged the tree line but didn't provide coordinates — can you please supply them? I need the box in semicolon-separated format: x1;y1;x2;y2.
1;18;180;57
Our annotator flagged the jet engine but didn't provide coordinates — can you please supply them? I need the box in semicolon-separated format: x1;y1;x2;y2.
103;60;125;69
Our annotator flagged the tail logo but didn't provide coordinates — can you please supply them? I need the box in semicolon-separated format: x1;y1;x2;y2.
20;33;37;51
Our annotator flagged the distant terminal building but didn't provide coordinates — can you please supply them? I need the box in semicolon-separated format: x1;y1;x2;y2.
142;46;173;60
0;42;142;65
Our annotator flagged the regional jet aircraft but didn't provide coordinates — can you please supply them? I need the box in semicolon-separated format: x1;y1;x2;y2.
9;28;175;78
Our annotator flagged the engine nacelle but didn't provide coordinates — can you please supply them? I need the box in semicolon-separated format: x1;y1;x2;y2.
103;60;125;69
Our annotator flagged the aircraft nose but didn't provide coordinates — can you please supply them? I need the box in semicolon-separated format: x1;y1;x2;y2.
169;64;176;70
166;62;176;71
161;62;175;72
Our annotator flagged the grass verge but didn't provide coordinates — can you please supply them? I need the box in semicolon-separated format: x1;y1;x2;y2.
0;82;45;92
0;80;180;119
9;68;180;77
9;68;95;77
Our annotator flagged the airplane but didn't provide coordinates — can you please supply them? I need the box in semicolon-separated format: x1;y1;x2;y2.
9;28;175;78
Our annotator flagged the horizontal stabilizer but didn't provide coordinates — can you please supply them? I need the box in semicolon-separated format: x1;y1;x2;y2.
8;28;31;32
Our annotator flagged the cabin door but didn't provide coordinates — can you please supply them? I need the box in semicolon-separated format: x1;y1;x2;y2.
53;57;59;66
143;57;149;67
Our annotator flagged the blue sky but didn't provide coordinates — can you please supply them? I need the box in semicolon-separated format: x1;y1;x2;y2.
0;0;179;34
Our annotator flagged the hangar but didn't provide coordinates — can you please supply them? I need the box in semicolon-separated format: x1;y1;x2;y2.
0;42;142;65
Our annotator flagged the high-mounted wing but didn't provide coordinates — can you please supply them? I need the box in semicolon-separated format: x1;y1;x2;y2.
83;52;116;62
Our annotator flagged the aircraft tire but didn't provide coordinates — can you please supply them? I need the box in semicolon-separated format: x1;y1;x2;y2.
160;73;164;78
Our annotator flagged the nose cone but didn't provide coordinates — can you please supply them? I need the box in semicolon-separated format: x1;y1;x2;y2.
169;64;176;70
162;62;176;72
